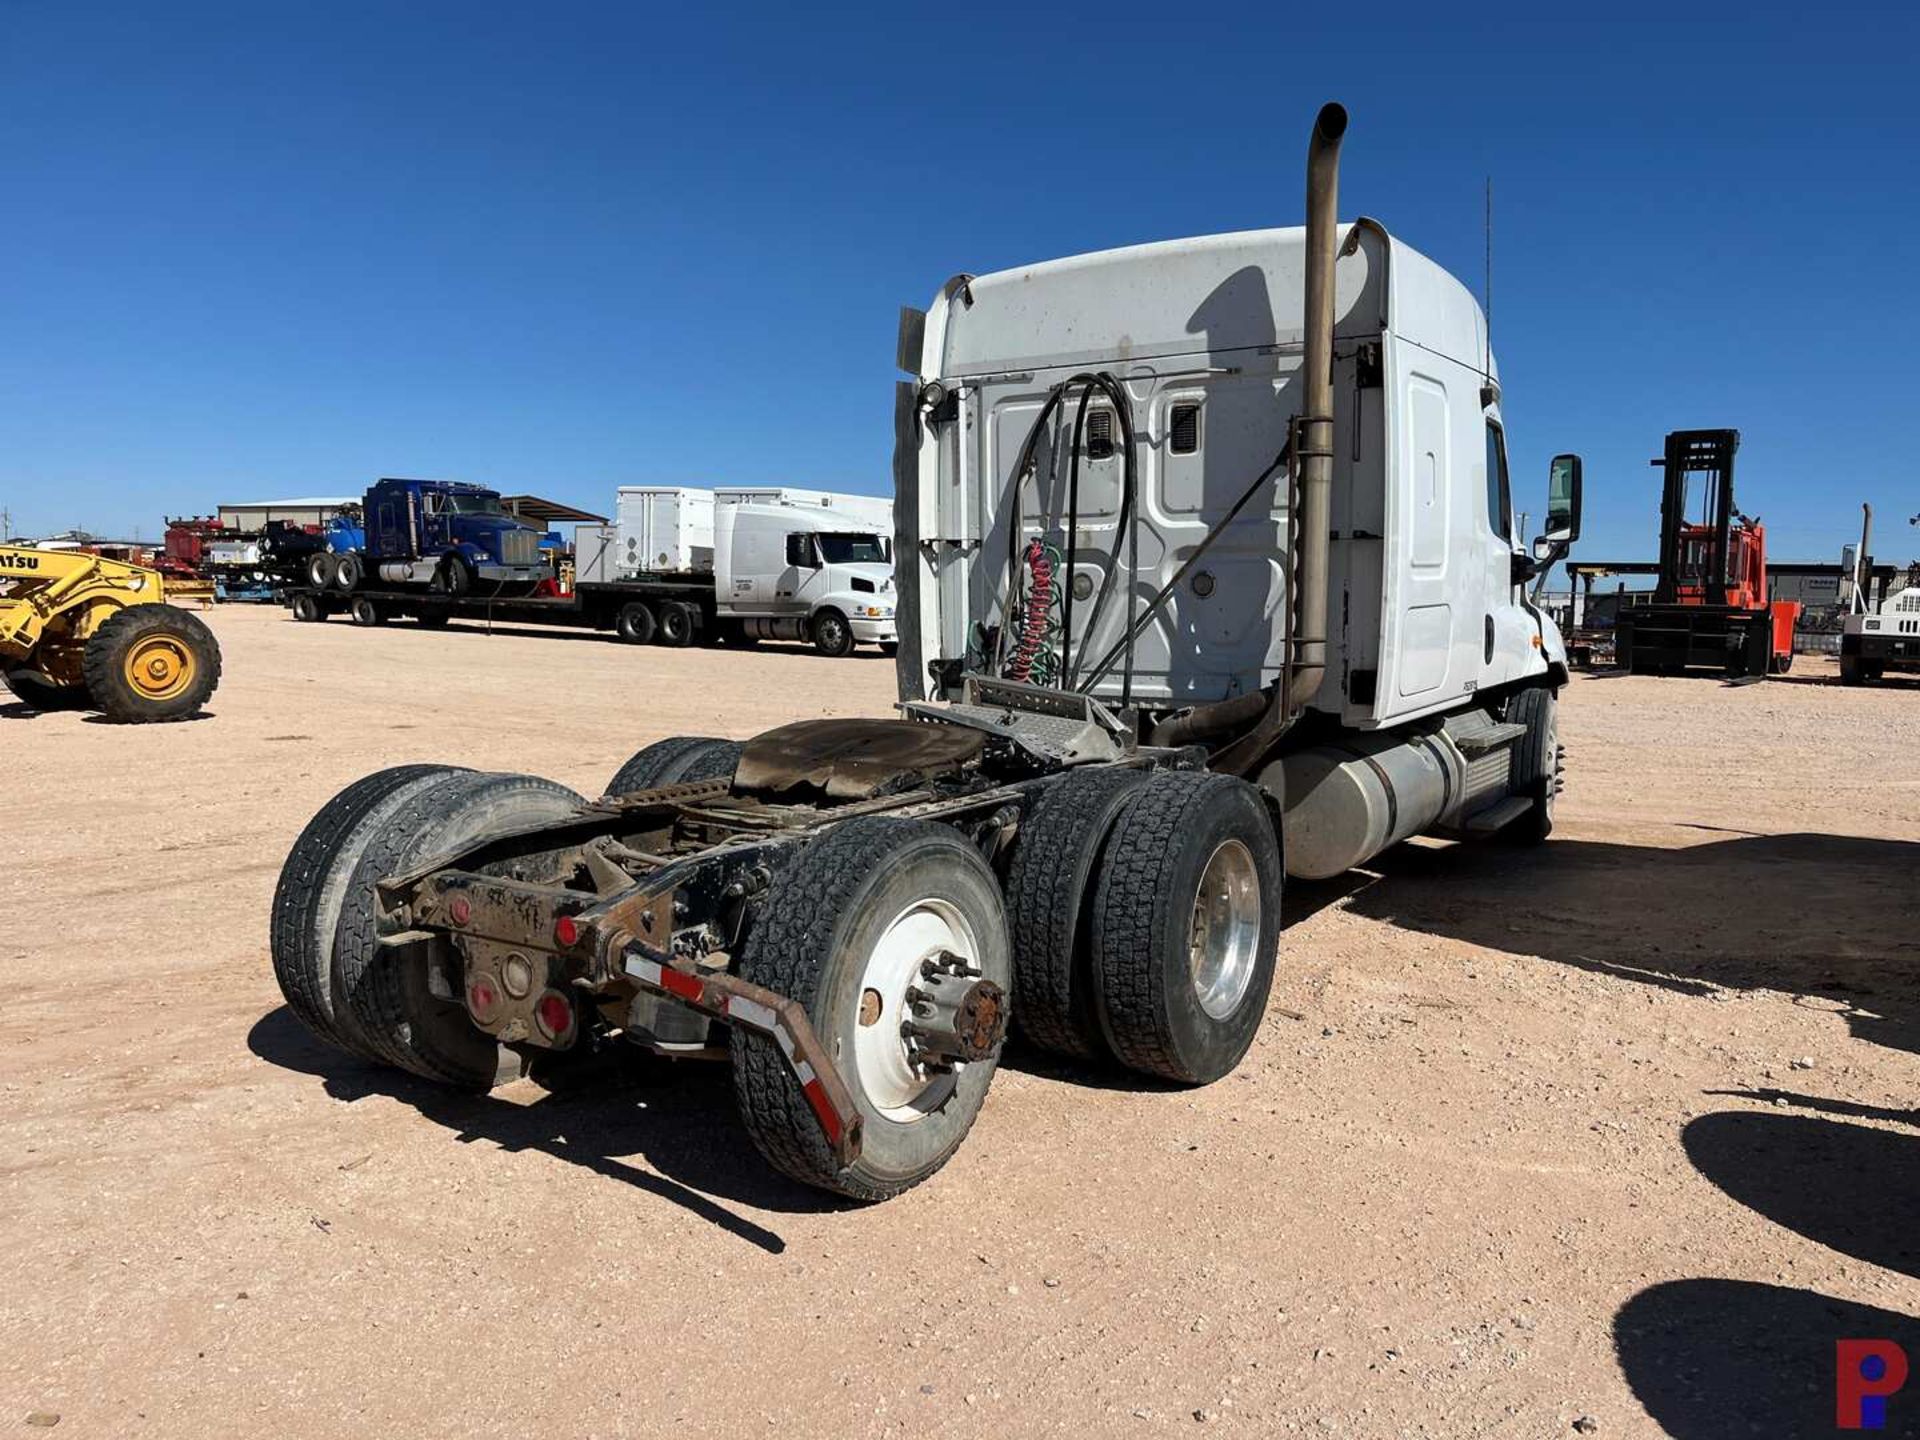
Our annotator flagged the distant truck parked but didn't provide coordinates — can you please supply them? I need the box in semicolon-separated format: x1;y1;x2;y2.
291;480;897;657
305;479;546;596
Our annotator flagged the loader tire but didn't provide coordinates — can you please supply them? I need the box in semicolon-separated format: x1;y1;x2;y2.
1002;765;1148;1061
3;666;92;711
1089;771;1281;1085
81;603;222;723
334;771;587;1087
1502;686;1559;845
270;764;468;1060
604;735;742;796
730;816;1011;1201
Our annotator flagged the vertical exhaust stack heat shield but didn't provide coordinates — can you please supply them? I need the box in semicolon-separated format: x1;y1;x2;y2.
1209;102;1347;775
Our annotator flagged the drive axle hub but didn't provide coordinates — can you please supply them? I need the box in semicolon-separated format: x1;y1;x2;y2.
900;949;1007;1069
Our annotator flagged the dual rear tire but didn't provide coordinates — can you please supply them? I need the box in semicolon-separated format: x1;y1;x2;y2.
270;766;588;1087
731;768;1281;1201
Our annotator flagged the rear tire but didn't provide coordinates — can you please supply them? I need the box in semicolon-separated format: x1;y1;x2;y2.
1002;766;1148;1060
605;735;742;795
270;764;468;1059
3;666;92;711
730;816;1010;1200
306;552;337;590
333;771;587;1086
1089;771;1281;1084
333;553;363;591
655;601;695;647
615;602;656;645
1502;686;1558;844
812;608;854;658
81;603;222;723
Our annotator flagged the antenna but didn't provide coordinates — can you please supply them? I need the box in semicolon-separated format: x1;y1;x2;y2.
1483;176;1493;382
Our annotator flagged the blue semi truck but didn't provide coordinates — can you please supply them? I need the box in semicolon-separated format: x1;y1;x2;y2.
302;478;548;598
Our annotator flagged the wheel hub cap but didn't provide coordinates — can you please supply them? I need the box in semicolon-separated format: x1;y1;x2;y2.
124;636;194;700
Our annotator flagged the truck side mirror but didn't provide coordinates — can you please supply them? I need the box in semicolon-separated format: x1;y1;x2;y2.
1544;454;1582;545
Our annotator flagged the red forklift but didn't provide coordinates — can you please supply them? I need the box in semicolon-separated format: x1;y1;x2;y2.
1615;429;1799;677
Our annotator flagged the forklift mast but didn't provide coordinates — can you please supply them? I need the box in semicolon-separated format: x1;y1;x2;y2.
1651;428;1743;607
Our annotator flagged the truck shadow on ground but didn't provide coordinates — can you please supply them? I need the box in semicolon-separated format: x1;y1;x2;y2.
1615;1099;1920;1432
1683;1105;1920;1280
247;1005;854;1253
1318;831;1920;1062
1613;1278;1920;1437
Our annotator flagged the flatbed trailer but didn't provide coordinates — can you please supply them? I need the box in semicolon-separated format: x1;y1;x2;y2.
286;573;842;651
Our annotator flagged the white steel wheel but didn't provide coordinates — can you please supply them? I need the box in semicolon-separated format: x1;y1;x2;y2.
730;816;1012;1202
850;898;978;1121
1189;839;1262;1020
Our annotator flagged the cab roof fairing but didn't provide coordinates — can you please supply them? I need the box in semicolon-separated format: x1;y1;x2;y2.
923;222;1497;389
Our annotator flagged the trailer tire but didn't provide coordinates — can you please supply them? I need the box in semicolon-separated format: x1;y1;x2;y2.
290;592;324;623
1502;686;1558;844
655;601;695;647
415;611;450;629
615;601;656;645
604;735;742;795
306;552;337;590
349;596;383;627
334;771;587;1087
730;816;1011;1200
270;764;468;1059
82;603;222;723
811;608;854;658
1089;771;1281;1085
1003;766;1148;1061
333;553;363;591
3;666;92;711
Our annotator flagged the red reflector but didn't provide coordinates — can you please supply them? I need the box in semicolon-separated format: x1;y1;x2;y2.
466;976;499;1020
448;895;472;927
535;991;572;1039
553;915;579;948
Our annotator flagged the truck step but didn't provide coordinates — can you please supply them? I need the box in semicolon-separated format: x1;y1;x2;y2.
1463;795;1533;834
1453;721;1528;757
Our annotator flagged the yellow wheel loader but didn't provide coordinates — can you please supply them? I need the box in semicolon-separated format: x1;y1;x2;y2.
0;547;222;722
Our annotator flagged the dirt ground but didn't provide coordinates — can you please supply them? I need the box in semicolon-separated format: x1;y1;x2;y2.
3;603;1916;1438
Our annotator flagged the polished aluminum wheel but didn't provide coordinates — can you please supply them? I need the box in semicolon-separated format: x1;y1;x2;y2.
1188;839;1262;1019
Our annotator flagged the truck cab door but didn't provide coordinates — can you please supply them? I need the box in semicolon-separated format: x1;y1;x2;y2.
780;532;822;612
1480;418;1537;685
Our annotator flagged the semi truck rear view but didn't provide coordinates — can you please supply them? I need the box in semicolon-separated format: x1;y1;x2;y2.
271;103;1585;1202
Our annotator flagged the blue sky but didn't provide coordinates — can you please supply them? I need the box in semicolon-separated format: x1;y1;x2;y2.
3;2;1915;569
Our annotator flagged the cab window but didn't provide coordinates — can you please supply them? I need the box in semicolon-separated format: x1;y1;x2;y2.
1484;422;1512;543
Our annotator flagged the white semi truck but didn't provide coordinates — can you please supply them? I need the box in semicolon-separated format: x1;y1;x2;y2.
270;104;1584;1203
607;485;897;656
